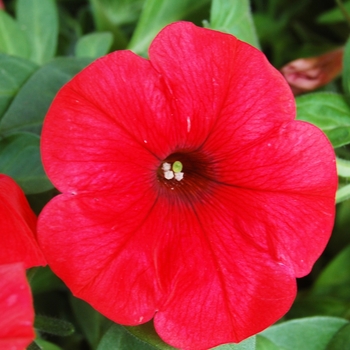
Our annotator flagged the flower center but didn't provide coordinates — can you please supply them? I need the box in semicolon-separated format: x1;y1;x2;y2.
156;151;215;200
161;161;184;181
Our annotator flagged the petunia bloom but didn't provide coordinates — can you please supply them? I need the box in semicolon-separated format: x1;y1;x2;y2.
0;174;46;268
38;22;337;349
0;263;35;350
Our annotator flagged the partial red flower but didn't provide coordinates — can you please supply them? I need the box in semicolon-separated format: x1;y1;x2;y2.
0;174;46;268
38;22;337;349
0;263;35;350
0;175;44;348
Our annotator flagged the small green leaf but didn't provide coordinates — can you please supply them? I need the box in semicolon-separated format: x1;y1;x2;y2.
89;0;145;28
16;0;59;64
32;339;62;350
124;322;176;349
343;36;350;102
336;157;350;177
296;92;350;148
75;32;113;59
30;266;64;295
0;132;53;194
128;0;210;56
34;315;75;337
89;0;144;50
212;336;256;349
312;244;350;298
0;54;38;118
58;5;83;56
0;57;92;136
326;323;350;350
287;295;349;319
97;323;169;350
70;296;110;349
27;341;43;350
260;317;348;350
98;323;255;350
336;184;350;203
209;0;260;48
0;10;30;59
255;335;281;350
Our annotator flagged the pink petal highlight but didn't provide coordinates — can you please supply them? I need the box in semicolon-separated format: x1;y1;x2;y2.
0;263;35;350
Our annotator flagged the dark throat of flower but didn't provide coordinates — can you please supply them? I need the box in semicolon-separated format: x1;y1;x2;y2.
156;151;215;201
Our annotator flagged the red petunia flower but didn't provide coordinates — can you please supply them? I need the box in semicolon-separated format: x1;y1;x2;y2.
38;22;337;349
0;263;35;350
0;174;46;268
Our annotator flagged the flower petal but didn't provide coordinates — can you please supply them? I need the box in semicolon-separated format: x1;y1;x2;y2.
0;174;46;268
210;121;337;276
41;50;176;193
149;22;295;150
0;263;35;350
37;186;162;325
150;196;296;349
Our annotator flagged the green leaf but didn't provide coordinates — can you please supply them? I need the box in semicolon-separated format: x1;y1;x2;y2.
296;92;350;148
30;266;64;295
89;0;144;50
0;54;38;118
57;6;83;56
317;1;350;23
260;317;348;350
75;32;113;59
336;157;350;177
97;323;171;350
255;335;281;350
98;323;255;350
312;244;350;299
0;132;53;194
89;0;145;27
209;0;260;48
336;184;350;203
343;36;350;101
0;57;92;136
34;315;75;337
128;0;210;56
326;323;350;350
70;296;109;349
124;322;176;349
27;341;44;350
0;10;30;59
287;295;349;319
16;0;59;64
32;339;63;350
212;336;256;349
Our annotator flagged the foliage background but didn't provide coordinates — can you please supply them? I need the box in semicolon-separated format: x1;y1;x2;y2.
1;0;350;349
